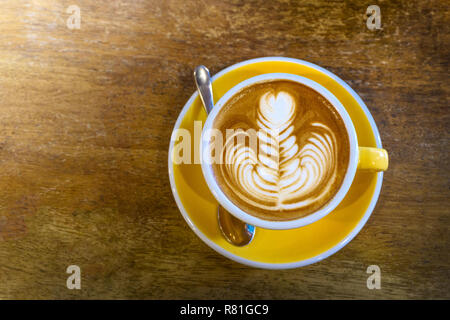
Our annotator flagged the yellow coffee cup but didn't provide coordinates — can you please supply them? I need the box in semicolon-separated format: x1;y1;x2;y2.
201;73;389;230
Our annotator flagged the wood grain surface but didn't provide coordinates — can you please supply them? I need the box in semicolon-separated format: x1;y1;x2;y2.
0;0;448;299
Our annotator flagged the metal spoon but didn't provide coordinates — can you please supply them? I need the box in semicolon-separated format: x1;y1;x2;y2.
194;65;255;246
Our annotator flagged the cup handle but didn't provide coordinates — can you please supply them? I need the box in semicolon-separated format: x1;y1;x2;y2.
357;147;389;171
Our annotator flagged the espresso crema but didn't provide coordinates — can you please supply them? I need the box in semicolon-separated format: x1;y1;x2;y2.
209;80;350;221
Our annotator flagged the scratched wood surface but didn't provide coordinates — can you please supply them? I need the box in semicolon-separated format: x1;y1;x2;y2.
0;0;448;299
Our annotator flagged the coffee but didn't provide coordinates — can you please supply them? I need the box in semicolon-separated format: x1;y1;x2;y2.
207;80;350;221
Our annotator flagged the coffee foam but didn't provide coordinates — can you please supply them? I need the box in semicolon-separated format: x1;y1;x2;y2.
211;80;350;221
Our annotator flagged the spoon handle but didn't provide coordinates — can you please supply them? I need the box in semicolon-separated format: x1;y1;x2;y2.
194;65;214;114
193;65;255;246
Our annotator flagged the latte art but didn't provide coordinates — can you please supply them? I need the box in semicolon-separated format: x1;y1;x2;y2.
211;80;350;221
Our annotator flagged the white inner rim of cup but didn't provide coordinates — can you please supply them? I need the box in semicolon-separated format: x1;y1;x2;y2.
201;73;358;230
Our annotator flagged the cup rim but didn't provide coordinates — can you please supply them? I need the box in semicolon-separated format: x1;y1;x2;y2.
201;73;359;230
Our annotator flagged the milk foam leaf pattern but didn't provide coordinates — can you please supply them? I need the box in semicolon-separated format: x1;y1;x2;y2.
220;90;338;212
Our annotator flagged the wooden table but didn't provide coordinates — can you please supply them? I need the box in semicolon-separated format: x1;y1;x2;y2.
0;0;448;299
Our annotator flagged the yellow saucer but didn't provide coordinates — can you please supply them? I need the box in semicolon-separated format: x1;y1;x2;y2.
168;57;383;269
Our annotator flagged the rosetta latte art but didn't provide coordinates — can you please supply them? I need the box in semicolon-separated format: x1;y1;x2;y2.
219;90;338;212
